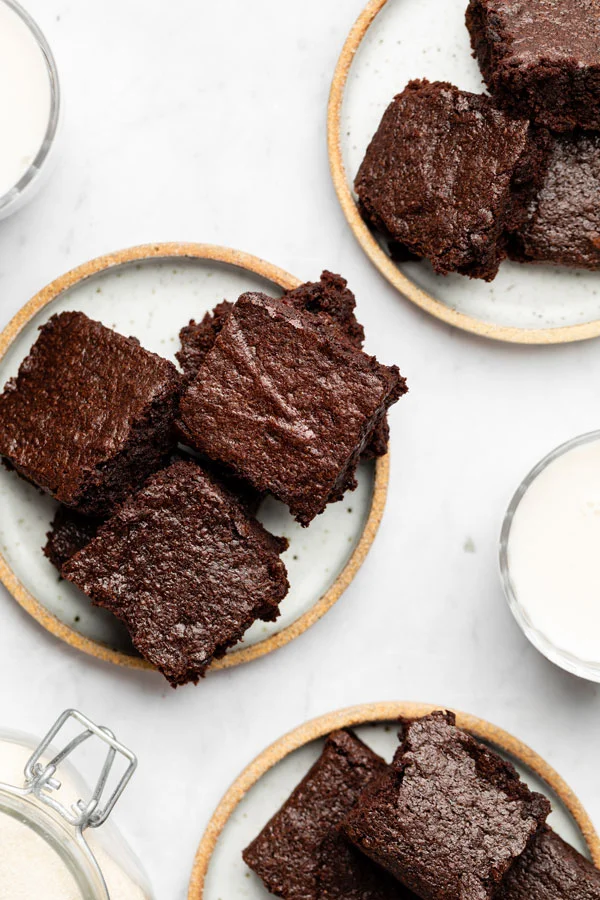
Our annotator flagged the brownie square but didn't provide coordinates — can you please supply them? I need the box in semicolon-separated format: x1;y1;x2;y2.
44;507;103;573
177;272;365;381
509;132;600;270
317;832;412;899
179;293;405;526
243;729;412;900
355;80;548;281
0;311;181;516
467;0;600;132
176;273;389;460
62;459;289;686
498;826;600;899
343;712;551;900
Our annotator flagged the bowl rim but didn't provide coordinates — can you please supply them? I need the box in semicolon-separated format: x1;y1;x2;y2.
327;0;600;345
500;429;600;681
187;701;600;898
0;241;389;675
0;0;61;214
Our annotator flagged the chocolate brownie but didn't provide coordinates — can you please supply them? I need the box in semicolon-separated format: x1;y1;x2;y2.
179;293;405;526
467;0;600;132
317;832;412;899
0;312;181;516
355;80;549;281
509;132;600;270
44;507;103;572
243;729;411;899
343;712;551;900
498;826;600;899
177;273;390;459
176;273;365;381
62;459;289;686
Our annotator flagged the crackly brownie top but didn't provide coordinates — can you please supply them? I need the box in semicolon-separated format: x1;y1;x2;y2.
177;272;365;382
179;293;402;523
243;729;391;900
355;81;532;277
62;460;288;685
510;132;600;269
343;712;550;900
498;826;600;900
472;0;600;67
0;311;180;504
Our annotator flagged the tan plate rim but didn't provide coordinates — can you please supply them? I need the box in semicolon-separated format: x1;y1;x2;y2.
327;0;600;346
0;241;389;674
188;701;600;898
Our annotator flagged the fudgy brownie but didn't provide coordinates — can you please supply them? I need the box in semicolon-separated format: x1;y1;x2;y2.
62;459;289;686
355;80;548;281
509;132;600;270
243;729;411;899
343;712;551;900
176;273;365;381
179;293;405;526
0;312;181;516
498;826;600;899
467;0;600;132
177;273;390;459
317;832;412;899
44;507;103;572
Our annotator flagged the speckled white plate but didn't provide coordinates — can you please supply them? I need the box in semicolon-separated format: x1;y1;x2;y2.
0;244;389;674
328;0;600;344
188;703;600;898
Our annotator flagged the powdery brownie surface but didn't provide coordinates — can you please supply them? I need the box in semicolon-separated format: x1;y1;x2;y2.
509;132;600;270
467;0;600;132
177;272;388;460
0;311;181;516
62;460;289;686
179;293;405;526
498;826;600;900
243;729;411;900
355;80;547;282
342;711;551;900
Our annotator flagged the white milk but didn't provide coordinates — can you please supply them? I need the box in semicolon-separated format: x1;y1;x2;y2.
0;740;147;900
507;438;600;664
0;0;52;198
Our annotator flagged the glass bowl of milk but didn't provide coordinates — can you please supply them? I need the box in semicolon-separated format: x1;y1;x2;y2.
0;0;60;219
0;709;153;899
500;431;600;681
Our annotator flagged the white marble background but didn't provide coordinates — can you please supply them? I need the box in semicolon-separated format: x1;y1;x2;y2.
1;1;600;897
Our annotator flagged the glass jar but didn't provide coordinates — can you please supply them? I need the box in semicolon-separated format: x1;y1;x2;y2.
0;0;61;219
0;709;153;899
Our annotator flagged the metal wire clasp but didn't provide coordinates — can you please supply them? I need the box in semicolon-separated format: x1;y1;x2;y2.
22;709;137;831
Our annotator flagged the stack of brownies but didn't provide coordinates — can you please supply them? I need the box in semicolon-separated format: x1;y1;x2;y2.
0;273;406;686
244;711;600;899
356;0;600;281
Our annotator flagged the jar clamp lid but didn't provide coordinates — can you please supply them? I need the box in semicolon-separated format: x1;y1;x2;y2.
0;709;137;899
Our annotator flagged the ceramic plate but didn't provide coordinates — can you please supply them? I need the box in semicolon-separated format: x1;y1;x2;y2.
188;702;600;898
0;243;388;673
328;0;600;344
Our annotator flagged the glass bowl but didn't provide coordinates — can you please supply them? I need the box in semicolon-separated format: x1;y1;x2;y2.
0;0;61;220
500;430;600;682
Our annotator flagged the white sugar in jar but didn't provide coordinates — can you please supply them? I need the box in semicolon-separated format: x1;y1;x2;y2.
0;710;153;900
501;431;600;681
0;0;60;218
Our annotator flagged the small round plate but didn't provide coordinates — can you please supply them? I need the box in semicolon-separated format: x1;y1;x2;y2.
0;243;389;674
328;0;600;344
188;702;600;898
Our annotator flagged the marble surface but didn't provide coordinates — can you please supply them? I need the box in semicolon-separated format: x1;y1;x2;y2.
1;1;599;897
